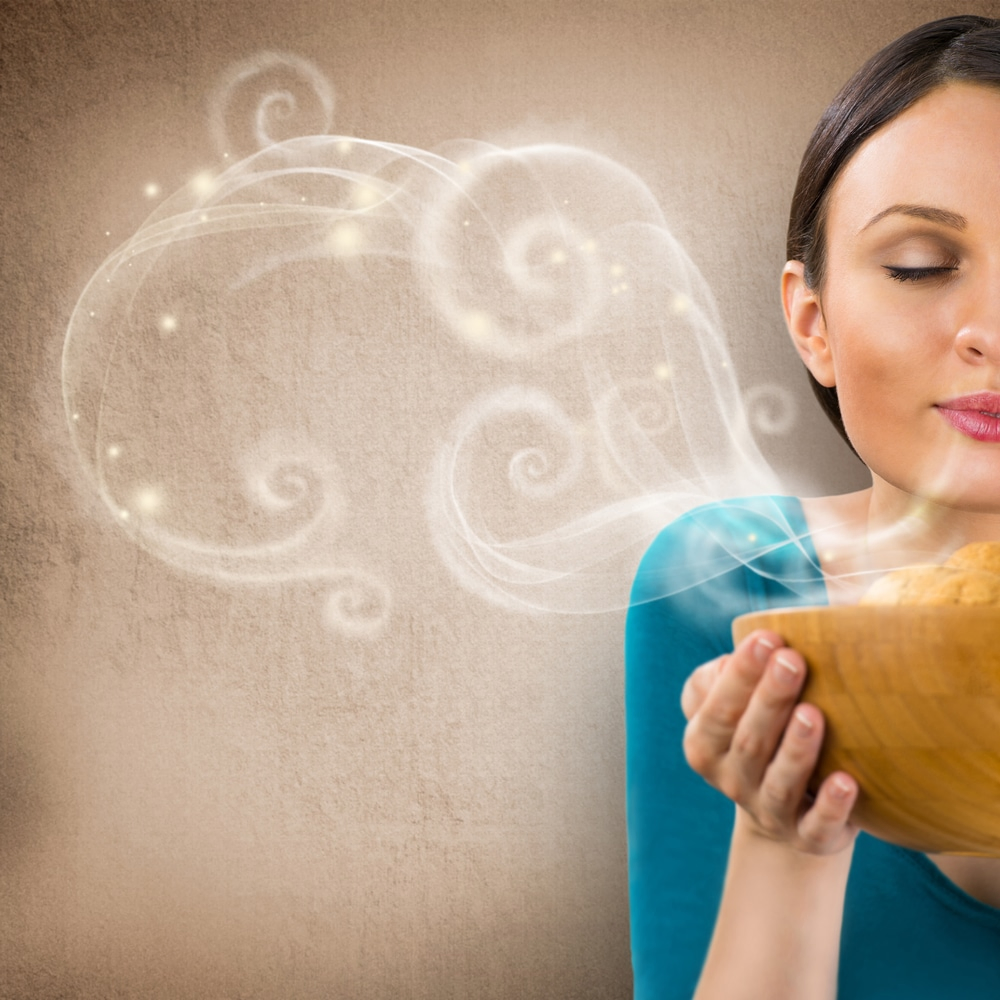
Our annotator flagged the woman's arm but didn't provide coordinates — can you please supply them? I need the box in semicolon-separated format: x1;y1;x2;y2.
693;807;854;1000
682;631;859;1000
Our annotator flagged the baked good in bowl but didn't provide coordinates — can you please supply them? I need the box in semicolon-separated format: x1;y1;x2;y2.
858;543;1000;607
731;543;1000;856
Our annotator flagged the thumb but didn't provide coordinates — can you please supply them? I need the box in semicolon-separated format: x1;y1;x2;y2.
680;655;727;721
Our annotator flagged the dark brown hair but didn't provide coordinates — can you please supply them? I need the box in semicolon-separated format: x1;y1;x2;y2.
787;15;1000;453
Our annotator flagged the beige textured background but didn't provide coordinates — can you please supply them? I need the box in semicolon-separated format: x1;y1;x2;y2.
3;2;998;998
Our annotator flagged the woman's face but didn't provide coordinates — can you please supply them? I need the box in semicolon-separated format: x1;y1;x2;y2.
792;81;1000;513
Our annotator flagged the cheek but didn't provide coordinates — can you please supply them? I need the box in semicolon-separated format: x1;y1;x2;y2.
828;320;933;458
827;296;938;410
831;333;905;416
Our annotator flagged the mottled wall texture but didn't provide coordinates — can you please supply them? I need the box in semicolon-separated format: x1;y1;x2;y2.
3;2;996;998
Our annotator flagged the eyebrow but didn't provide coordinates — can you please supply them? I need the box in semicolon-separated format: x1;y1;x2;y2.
859;203;968;234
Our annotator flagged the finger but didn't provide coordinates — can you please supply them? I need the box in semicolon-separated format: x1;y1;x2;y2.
680;655;726;721
796;770;859;854
754;702;824;832
690;630;781;757
728;646;807;789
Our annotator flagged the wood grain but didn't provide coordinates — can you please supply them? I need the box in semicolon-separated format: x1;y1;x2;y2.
732;607;1000;856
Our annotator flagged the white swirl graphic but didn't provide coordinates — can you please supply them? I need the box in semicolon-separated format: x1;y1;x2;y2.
413;144;663;359
590;377;679;495
596;376;676;441
208;51;335;160
324;572;392;639
744;383;797;437
63;50;804;626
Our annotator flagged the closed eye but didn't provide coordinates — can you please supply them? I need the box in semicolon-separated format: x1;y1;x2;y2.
883;265;958;283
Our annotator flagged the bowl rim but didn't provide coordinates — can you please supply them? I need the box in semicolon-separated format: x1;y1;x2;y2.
734;604;1000;623
731;604;1000;647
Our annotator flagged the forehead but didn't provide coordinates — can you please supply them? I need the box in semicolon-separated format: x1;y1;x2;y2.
825;82;1000;240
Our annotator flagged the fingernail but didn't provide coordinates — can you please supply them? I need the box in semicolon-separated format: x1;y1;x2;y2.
754;635;778;665
775;652;801;682
793;707;814;735
830;776;853;799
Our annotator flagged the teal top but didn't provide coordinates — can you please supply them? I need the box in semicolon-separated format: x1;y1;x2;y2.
624;495;1000;999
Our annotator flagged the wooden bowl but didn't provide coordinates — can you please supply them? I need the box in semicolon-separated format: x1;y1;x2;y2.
732;606;1000;856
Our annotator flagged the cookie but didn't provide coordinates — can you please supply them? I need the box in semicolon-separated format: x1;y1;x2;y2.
944;541;1000;576
860;563;1000;606
859;566;955;606
922;568;1000;606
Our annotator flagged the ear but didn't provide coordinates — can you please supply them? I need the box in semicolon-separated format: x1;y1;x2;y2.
782;260;836;388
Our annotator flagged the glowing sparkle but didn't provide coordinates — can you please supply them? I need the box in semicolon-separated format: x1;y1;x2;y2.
463;219;470;227
457;160;472;174
89;311;95;317
119;509;130;521
71;412;80;422
671;293;691;315
579;239;597;253
654;363;672;381
134;487;162;514
327;221;363;256
199;213;209;223
106;444;121;459
462;310;493;341
191;172;216;197
336;139;353;155
223;152;230;159
748;533;758;543
143;182;161;198
159;315;178;333
550;248;567;265
823;550;836;563
352;184;379;208
105;231;111;237
610;263;625;277
300;196;307;203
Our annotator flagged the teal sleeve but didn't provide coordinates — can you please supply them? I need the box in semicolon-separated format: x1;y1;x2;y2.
624;495;1000;999
624;496;826;999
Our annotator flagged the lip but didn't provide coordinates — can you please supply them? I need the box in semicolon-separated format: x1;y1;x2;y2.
937;392;1000;412
936;393;1000;443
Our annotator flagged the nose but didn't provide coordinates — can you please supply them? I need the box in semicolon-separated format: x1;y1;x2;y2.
954;269;1000;366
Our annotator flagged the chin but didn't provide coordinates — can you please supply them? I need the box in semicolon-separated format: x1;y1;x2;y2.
904;479;1000;516
860;469;1000;521
860;434;1000;516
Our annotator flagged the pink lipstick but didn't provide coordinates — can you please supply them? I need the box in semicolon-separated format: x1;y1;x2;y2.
936;393;1000;443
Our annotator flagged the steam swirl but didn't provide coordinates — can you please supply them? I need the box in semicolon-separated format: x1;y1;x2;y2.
324;573;392;639
744;384;797;437
208;51;335;160
65;49;795;626
414;144;665;359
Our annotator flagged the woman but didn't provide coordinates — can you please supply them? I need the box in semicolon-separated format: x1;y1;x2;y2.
625;15;1000;1000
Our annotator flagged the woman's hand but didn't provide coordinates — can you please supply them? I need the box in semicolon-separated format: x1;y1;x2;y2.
680;629;858;856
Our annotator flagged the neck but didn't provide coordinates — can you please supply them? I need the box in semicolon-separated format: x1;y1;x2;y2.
800;478;1000;605
865;476;1000;559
